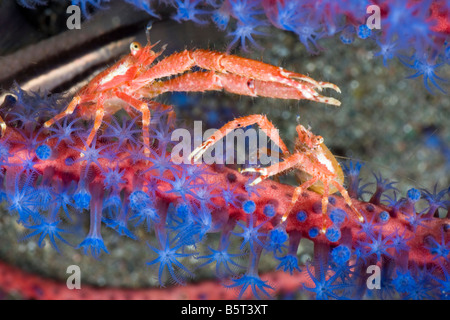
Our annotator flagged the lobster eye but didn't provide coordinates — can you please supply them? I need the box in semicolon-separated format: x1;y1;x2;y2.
130;42;142;55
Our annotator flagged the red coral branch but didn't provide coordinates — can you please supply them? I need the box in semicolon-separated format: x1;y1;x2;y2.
1;122;449;299
0;260;308;300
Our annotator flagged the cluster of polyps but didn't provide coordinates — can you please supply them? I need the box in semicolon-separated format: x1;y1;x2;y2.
0;85;449;298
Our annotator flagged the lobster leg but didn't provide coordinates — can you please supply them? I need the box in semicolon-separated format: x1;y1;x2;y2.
44;94;96;128
141;71;222;97
331;180;364;223
241;153;307;185
131;50;340;106
131;50;196;90
85;98;105;149
191;49;341;104
189;114;290;162
113;90;152;156
244;154;333;233
320;182;330;233
141;71;329;102
281;175;319;222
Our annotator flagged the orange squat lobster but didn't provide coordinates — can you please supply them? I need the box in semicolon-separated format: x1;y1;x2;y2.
189;114;365;234
0;25;341;152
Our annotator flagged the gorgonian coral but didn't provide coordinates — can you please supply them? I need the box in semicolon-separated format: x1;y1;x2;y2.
0;86;449;299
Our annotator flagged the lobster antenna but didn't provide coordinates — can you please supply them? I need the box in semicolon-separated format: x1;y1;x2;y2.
146;21;153;44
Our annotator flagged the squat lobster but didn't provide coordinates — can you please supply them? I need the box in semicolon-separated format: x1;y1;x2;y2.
189;114;365;234
0;24;341;152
